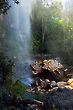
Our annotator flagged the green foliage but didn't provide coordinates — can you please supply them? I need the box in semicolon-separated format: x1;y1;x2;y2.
31;0;63;54
32;34;41;53
5;78;26;98
0;0;19;14
53;108;59;110
0;55;14;83
31;0;73;65
34;93;43;101
0;0;10;14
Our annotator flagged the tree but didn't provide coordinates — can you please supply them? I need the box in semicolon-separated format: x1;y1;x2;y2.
31;0;63;54
31;0;73;65
0;0;19;14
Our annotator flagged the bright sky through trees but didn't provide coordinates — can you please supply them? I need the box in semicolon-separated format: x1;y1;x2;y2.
43;0;73;9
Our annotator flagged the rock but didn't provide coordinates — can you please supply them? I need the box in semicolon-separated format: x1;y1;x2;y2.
31;59;65;81
70;83;73;88
2;94;13;106
67;78;73;84
27;104;40;110
64;67;73;75
50;81;57;87
57;81;67;87
65;85;73;90
27;78;52;93
45;79;50;83
43;88;73;110
21;99;43;110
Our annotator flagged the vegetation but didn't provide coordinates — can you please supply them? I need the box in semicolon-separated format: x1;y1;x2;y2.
0;0;19;14
0;55;14;83
4;78;26;98
31;0;73;65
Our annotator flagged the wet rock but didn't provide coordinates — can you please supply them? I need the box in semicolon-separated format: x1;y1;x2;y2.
70;83;73;88
27;78;53;93
50;81;57;87
67;78;73;84
65;85;73;89
57;81;67;87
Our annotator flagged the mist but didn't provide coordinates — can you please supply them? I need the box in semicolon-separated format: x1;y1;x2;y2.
1;0;34;83
9;0;32;64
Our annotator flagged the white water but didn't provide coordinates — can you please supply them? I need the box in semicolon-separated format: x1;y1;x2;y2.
5;0;34;83
8;0;32;64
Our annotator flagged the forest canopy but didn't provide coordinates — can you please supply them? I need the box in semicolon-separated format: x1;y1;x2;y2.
31;0;73;65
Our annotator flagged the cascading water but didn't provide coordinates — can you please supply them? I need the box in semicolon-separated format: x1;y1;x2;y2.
4;0;34;84
11;0;32;64
16;0;32;64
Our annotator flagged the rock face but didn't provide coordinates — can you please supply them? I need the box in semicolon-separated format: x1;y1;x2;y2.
28;59;73;93
43;88;73;110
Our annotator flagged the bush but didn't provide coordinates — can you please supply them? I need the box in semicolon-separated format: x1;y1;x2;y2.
0;55;14;83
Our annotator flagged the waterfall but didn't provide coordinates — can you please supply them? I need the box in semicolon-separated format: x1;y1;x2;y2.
4;0;33;83
15;0;32;64
6;0;32;64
